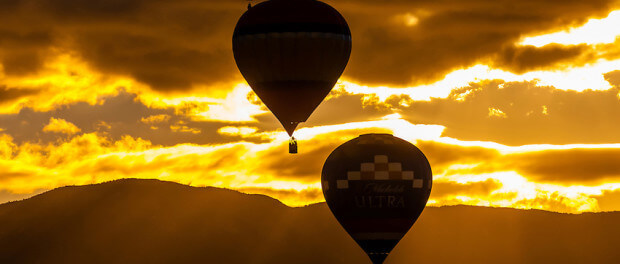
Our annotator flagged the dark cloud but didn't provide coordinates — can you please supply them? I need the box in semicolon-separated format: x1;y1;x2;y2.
415;140;501;174
0;90;262;146
0;52;44;76
506;148;620;185
304;92;392;128
0;30;53;75
70;19;237;91
38;0;144;18
493;38;620;74
604;70;620;87
399;81;620;145
0;86;39;104
493;44;589;73
419;139;620;185
1;0;618;90
336;0;618;85
0;0;241;90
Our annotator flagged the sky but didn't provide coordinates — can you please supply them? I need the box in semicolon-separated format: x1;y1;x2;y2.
1;0;620;213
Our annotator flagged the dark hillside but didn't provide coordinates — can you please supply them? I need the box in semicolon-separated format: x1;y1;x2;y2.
0;179;618;264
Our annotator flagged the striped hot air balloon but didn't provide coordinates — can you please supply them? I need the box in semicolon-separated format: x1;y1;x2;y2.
232;0;351;153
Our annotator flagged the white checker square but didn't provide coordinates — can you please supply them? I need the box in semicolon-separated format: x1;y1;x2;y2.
375;171;389;180
337;180;349;189
388;163;402;171
413;179;424;188
361;163;375;171
347;171;361;180
374;155;388;163
402;171;414;180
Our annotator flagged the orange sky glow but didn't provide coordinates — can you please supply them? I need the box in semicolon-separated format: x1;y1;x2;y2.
1;0;620;213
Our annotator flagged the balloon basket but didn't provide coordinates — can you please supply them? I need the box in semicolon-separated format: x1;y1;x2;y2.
289;137;298;154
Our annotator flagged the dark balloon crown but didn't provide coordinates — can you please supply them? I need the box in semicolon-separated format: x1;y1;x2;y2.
234;0;351;36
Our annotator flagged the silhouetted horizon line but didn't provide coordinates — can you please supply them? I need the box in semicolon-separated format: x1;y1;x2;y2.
2;178;617;215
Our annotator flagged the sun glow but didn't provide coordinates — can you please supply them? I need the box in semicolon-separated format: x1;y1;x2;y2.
43;118;82;135
520;10;620;47
2;113;619;212
434;171;620;212
339;59;620;106
218;126;259;137
394;13;420;27
0;52;264;124
0;52;133;113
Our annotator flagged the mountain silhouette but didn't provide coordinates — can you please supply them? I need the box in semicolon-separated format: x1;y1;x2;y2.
0;179;618;264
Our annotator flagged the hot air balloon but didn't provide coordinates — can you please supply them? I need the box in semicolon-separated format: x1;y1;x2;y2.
322;134;433;264
232;0;352;153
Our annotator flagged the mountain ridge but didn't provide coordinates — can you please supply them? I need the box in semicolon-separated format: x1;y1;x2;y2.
6;178;616;215
1;178;618;264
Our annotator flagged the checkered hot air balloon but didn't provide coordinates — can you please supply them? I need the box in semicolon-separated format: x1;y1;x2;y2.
322;134;433;264
232;0;351;153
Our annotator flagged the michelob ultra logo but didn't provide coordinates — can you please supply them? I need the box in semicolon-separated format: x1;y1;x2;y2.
324;155;429;209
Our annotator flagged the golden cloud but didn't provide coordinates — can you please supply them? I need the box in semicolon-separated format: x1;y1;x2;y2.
388;80;620;145
488;107;508;118
140;114;171;125
167;119;199;134
218;126;259;137
0;53;132;114
520;10;620;47
430;179;504;200
1;117;619;213
43;117;81;135
501;148;620;185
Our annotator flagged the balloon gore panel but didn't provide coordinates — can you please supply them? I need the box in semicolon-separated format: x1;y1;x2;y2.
250;80;334;135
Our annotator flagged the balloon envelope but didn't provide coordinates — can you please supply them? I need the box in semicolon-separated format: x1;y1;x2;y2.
233;0;351;136
322;134;433;264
